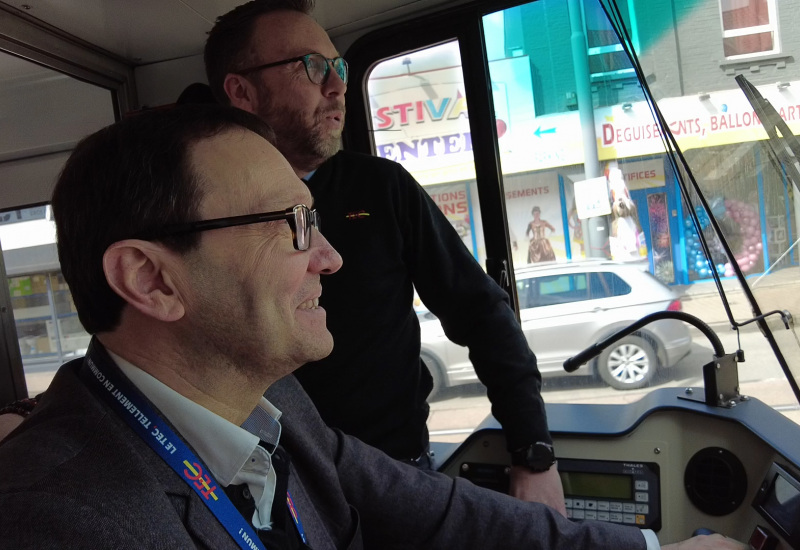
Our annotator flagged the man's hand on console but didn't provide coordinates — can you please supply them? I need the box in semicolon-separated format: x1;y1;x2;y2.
508;465;567;516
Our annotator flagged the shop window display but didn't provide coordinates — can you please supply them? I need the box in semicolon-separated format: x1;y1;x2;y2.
647;193;673;284
682;144;766;281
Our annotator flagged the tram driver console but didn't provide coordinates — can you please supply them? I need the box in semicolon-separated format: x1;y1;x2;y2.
434;314;800;549
435;389;800;549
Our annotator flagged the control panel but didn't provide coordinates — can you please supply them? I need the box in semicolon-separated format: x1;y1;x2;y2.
437;389;800;547
559;458;661;531
458;456;661;531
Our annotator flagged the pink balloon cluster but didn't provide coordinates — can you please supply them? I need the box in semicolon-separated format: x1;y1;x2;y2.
723;198;762;277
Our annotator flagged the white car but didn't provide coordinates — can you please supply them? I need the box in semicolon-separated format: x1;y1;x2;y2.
419;260;692;393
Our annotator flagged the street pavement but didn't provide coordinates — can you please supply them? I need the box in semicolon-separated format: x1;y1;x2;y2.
677;264;799;329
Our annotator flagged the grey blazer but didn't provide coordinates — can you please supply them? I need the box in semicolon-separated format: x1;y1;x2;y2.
0;346;646;549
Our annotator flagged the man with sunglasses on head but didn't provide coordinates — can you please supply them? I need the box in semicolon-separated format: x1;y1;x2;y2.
0;104;746;550
205;0;567;514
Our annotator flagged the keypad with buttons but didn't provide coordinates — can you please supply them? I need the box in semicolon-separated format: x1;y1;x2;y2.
565;494;649;526
559;458;660;531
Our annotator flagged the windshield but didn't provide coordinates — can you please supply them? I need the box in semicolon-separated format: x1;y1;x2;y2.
603;1;800;420
363;0;800;446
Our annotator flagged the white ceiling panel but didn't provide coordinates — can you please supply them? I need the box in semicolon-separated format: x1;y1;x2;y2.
0;0;237;63
1;0;460;66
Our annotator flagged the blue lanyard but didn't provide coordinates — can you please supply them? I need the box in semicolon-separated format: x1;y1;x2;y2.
286;491;308;544
81;353;273;550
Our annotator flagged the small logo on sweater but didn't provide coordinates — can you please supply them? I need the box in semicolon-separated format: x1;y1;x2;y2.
345;210;370;220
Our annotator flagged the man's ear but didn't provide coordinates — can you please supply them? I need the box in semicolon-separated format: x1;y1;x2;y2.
103;240;186;322
224;73;259;114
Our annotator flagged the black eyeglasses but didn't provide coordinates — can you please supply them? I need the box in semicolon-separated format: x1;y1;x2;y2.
139;204;320;251
236;53;349;85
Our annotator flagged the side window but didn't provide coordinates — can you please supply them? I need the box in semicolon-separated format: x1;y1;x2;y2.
588;271;632;299
537;273;588;306
588;272;611;299
720;0;778;58
367;41;485;264
0;51;116;399
516;277;538;309
605;272;632;297
3;207;93;397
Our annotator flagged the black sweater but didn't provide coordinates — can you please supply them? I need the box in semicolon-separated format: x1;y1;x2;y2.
295;150;550;459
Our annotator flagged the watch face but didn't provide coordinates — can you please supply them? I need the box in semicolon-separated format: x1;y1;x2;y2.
527;443;556;471
511;443;555;470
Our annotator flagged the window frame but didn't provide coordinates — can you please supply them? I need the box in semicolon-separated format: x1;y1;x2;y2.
344;0;524;317
0;9;133;402
718;0;780;59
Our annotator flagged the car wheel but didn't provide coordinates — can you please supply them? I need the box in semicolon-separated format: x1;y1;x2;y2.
596;335;657;390
421;351;446;399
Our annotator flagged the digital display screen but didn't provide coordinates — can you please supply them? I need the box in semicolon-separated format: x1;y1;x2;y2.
763;473;800;532
560;471;633;499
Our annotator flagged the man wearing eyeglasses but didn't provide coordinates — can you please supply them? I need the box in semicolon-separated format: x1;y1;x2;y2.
0;103;746;550
204;0;567;514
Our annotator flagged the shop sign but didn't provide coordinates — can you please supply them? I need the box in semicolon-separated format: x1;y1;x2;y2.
597;80;800;158
370;55;799;182
620;158;665;190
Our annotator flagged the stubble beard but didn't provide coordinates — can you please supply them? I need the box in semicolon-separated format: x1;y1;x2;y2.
179;262;274;385
255;98;344;174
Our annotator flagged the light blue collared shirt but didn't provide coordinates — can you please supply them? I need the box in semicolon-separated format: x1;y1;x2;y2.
112;352;282;530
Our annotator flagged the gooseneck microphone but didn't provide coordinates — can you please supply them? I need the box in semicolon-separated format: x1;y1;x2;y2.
562;311;725;373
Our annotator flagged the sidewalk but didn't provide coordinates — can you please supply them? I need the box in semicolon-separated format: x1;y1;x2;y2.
675;265;799;328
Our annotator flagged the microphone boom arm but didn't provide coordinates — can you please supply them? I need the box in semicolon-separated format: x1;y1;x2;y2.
563;311;725;373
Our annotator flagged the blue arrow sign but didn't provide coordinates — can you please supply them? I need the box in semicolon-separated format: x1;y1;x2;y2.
534;126;556;138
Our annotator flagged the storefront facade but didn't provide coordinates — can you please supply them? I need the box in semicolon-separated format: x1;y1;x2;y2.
367;37;800;286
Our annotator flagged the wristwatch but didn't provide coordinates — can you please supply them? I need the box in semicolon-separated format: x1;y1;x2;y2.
511;442;556;472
